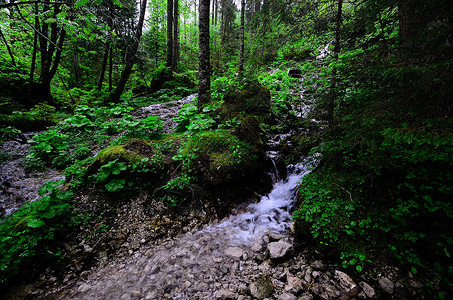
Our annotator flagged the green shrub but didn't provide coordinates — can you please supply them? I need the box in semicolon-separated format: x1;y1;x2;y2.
0;180;77;284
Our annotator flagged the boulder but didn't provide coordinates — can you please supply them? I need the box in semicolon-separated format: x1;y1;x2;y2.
359;282;377;299
268;240;292;259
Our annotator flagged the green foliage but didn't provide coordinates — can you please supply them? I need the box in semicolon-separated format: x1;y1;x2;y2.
0;104;60;131
0;180;77;283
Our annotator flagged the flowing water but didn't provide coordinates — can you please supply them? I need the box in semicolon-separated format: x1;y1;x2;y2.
47;155;318;299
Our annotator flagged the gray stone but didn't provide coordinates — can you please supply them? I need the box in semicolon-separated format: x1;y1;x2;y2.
267;240;292;259
334;270;356;292
77;283;91;293
285;272;304;293
298;294;313;300
251;243;263;252
278;293;297;300
379;277;394;294
250;274;273;299
225;246;244;258
359;282;377;299
311;260;324;269
215;288;236;299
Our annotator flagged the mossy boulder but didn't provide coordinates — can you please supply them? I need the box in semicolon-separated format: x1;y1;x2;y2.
88;139;167;182
216;83;271;148
181;130;261;186
220;84;271;120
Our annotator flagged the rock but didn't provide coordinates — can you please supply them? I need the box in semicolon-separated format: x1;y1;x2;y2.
359;282;377;299
285;272;304;294
269;232;286;241
225;246;244;258
311;260;324;269
268;240;292;259
252;243;263;252
278;293;297;300
215;288;236;299
379;277;394;294
298;294;313;300
335;270;356;292
77;283;91;293
250;273;273;299
287;68;303;78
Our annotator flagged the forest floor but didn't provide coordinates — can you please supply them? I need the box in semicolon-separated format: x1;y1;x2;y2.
2;81;436;300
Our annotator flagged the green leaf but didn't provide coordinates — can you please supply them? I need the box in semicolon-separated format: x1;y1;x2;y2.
445;248;451;258
41;209;56;219
411;266;417;274
27;219;45;228
356;265;362;272
105;179;125;192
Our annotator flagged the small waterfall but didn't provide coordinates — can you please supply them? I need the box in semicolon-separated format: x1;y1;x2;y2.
205;155;319;245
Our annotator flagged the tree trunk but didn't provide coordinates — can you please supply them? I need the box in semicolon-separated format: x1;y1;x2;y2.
238;0;245;76
97;40;110;89
172;0;179;72
111;0;148;102
29;2;38;83
328;0;343;129
198;0;211;111
166;0;173;68
108;43;113;91
0;28;16;67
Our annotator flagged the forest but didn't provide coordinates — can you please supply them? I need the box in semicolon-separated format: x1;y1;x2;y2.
0;0;452;298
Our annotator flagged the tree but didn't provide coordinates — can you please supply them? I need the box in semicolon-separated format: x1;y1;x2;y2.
198;0;211;110
166;0;174;68
172;0;179;72
111;0;148;102
238;0;245;76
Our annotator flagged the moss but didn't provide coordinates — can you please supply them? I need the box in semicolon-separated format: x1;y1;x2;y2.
181;130;259;185
220;84;271;119
96;139;155;165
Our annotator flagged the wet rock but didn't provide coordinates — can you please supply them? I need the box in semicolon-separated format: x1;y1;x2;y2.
225;246;244;258
250;273;273;299
379;277;394;294
359;282;377;299
268;240;292;259
278;292;297;300
334;270;356;292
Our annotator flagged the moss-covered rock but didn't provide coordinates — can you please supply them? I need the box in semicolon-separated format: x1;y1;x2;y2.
220;84;271;120
181;130;260;185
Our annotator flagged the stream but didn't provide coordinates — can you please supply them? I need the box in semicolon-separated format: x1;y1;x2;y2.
46;155;319;299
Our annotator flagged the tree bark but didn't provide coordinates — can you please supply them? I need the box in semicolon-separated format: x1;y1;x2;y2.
29;2;38;83
0;28;16;67
97;40;110;89
198;0;211;111
172;0;179;72
328;0;343;129
166;0;173;68
238;0;245;76
111;0;147;102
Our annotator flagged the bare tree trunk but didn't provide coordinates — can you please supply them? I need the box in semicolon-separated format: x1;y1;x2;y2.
238;0;245;76
111;0;148;102
172;0;179;72
166;0;173;68
198;0;211;110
